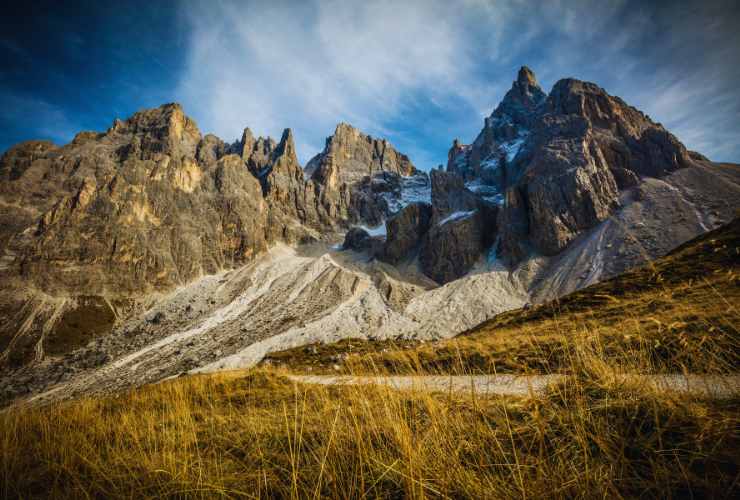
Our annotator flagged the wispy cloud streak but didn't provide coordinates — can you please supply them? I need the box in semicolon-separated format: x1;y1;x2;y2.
8;0;733;164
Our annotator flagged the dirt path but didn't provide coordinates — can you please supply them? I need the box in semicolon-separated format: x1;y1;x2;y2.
288;374;740;398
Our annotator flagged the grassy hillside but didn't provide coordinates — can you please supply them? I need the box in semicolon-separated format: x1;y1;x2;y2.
265;218;740;376
1;220;739;498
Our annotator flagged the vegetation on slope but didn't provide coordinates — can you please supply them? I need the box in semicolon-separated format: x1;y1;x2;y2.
265;218;740;376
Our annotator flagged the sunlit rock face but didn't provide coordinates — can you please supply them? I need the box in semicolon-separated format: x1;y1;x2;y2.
1;104;268;296
307;122;417;188
305;122;425;226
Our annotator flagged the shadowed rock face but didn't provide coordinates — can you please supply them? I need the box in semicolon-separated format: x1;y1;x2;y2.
382;202;433;264
378;170;498;283
429;170;480;220
448;66;698;259
418;171;498;282
420;211;486;284
448;66;546;183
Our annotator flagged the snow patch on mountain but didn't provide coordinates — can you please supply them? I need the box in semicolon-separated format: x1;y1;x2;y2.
480;155;501;170
439;210;476;226
380;173;432;215
465;179;504;205
354;222;387;237
400;174;432;205
500;131;529;163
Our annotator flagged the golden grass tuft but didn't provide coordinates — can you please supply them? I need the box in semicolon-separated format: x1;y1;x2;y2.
2;363;739;498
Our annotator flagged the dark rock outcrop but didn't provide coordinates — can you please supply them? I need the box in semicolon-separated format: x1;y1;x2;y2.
415;171;498;282
382;202;433;264
342;227;384;255
420;211;486;284
349;171;404;226
429;170;480;220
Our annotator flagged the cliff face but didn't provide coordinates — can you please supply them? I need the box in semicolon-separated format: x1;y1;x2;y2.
0;105;423;367
2;104;264;298
446;67;698;261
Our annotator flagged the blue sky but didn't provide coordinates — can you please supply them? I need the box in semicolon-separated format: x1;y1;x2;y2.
1;0;739;168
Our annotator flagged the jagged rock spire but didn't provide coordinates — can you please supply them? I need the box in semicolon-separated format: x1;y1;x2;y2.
239;127;255;161
275;128;296;159
496;65;546;118
516;66;538;88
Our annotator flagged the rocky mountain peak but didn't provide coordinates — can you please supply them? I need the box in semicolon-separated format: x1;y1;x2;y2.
517;65;538;87
333;122;362;140
307;123;416;189
491;65;546;124
118;103;198;139
445;66;712;262
447;67;546;180
545;78;654;133
108;102;202;160
263;128;301;184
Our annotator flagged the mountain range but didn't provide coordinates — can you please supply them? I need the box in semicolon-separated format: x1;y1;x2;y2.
1;67;739;405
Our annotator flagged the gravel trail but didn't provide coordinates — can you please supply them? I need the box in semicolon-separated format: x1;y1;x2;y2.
288;374;740;398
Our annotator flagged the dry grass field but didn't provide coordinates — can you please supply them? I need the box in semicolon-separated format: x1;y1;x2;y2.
2;367;738;498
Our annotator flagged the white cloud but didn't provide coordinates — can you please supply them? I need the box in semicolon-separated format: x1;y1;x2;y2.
175;0;740;164
176;0;517;163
